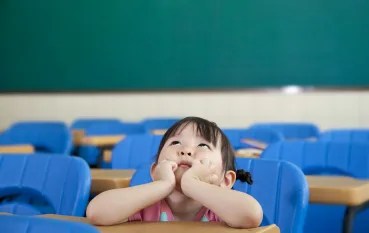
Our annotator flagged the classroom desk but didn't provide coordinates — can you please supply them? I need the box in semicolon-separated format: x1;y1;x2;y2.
0;144;34;154
80;135;125;147
90;169;135;195
42;214;280;233
235;148;262;158
307;175;369;233
240;139;267;150
151;129;167;135
77;135;126;164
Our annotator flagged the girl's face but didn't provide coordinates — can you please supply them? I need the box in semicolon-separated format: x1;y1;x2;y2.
157;123;224;184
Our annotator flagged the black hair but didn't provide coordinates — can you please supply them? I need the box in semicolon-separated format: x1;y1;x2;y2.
155;116;252;185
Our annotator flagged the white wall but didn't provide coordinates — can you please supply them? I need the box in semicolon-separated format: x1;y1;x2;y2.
1;90;368;130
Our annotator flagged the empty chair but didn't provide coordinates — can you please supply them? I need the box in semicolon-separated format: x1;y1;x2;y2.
112;134;162;169
261;141;369;233
223;128;283;150
141;117;179;134
76;120;145;167
319;129;369;143
0;121;72;154
0;154;90;216
71;118;122;130
234;158;308;233
0;215;99;233
129;157;308;233
250;122;320;140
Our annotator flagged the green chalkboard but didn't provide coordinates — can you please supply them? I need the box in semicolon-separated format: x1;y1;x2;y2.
1;0;368;92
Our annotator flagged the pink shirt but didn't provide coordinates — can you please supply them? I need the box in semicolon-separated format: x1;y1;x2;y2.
128;200;221;222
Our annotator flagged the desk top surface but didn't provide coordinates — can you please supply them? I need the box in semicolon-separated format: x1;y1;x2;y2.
90;169;135;194
307;175;369;206
42;214;280;233
0;144;34;153
79;135;126;146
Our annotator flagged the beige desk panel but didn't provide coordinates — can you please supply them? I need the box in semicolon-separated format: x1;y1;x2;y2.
307;175;369;206
42;214;280;233
90;169;135;195
0;144;34;154
80;135;126;147
240;139;267;150
236;148;262;158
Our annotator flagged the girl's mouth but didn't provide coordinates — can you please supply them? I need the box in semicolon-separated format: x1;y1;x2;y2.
177;161;192;168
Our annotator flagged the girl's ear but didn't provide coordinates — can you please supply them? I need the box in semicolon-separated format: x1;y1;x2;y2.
150;162;157;180
220;170;236;189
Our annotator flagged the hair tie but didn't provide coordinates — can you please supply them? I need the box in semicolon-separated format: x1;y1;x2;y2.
236;169;253;185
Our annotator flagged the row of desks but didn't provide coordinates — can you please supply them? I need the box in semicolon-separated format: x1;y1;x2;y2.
92;169;369;233
0;212;279;233
92;169;369;206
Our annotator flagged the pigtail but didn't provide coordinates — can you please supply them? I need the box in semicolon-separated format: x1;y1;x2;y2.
236;169;253;185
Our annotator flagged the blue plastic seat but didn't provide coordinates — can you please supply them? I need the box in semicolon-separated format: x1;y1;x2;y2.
319;129;369;143
250;122;320;140
0;215;99;233
261;141;369;233
76;121;145;167
223;128;283;150
234;158;308;233
112;134;162;169
141;118;179;133
0;154;91;216
0;121;72;154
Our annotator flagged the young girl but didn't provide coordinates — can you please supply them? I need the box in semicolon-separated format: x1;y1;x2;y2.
86;117;263;228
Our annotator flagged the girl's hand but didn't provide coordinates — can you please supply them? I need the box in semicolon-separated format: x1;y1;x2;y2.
152;159;178;188
181;159;219;185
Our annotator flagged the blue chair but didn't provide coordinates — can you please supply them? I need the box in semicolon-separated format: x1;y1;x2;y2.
71;118;122;130
0;121;72;154
234;158;308;233
250;122;320;140
261;141;369;233
319;129;369;143
141;117;179;133
0;215;99;233
71;118;127;164
223;128;283;150
0;154;91;216
111;134;162;169
76;121;145;167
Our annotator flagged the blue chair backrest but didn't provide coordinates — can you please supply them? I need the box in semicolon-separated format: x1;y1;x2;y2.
0;121;72;154
0;154;90;216
261;141;369;233
319;129;369;143
223;128;283;150
112;134;162;169
85;121;145;136
141;118;179;132
250;122;320;140
261;141;369;177
0;215;99;233
234;158;308;233
70;118;121;129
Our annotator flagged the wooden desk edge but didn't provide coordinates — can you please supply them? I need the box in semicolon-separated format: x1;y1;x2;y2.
40;215;279;233
0;144;35;153
79;135;126;146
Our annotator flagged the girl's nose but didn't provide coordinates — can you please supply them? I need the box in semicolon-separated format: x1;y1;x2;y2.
178;147;193;156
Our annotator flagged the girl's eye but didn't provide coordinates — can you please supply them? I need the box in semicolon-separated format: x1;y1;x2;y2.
169;140;180;146
198;143;210;149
